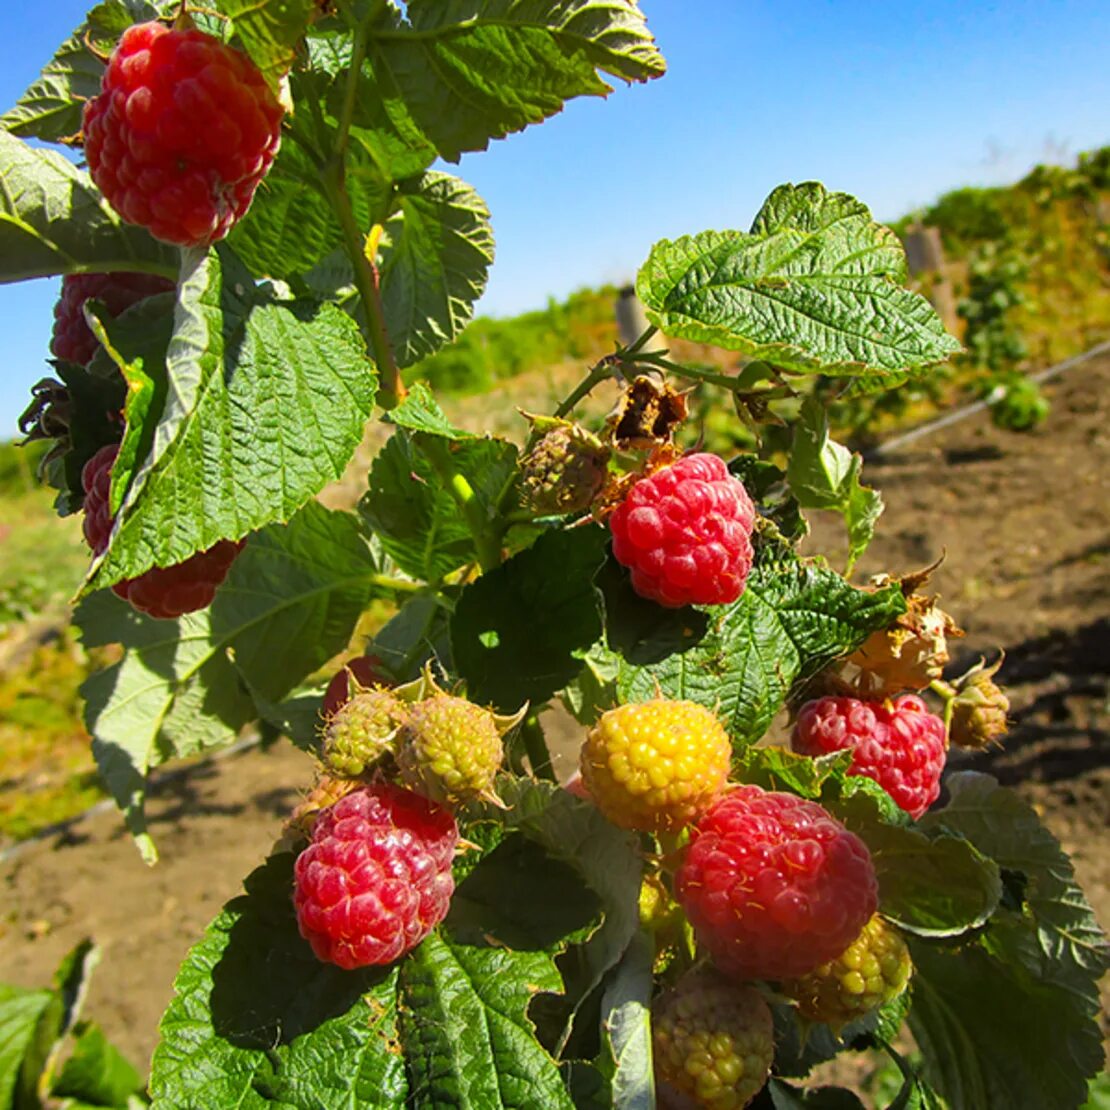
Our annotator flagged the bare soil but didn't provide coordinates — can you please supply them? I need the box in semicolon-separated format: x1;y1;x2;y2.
1;356;1107;1080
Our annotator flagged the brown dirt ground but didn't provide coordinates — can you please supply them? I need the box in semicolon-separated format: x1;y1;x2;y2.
1;356;1107;1083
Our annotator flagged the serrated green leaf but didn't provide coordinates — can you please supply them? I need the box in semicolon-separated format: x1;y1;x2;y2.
826;792;1002;938
400;934;573;1109
374;172;494;367
615;539;905;746
492;779;642;1050
52;1023;143;1107
85;246;378;591
0;0;157;141
150;854;409;1109
369;594;455;682
598;931;654;1110
451;526;607;711
788;396;883;571
77;502;379;860
216;0;314;90
0;985;54;1109
636;183;962;377
912;772;1109;1104
386;382;467;439
0;130;177;283
359;0;665;164
907;938;1102;1110
360;430;518;584
228;133;393;279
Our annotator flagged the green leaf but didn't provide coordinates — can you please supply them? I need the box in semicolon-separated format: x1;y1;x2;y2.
0;985;54;1109
77;502;379;860
360;430;518;584
492;779;642;1049
386;382;467;439
451;526;608;711
216;0;315;90
597;931;654;1110
767;1079;866;1108
152;811;625;1108
359;0;665;164
86;246;378;591
0;0;157;141
615;539;905;747
826;791;1002;938
787;396;883;571
0;130;177;284
369;594;455;682
400;934;574;1109
374;172;494;367
52;1023;143;1106
907;938;1102;1110
228;136;393;279
150;854;409;1109
911;772;1110;1105
636;183;962;377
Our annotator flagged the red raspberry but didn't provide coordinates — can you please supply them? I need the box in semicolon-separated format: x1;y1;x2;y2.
51;272;174;366
792;694;947;819
83;22;283;248
609;453;755;608
293;783;458;969
321;655;393;719
675;785;878;981
80;443;243;619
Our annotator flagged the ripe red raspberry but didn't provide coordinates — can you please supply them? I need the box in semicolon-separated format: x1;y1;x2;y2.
51;272;174;366
792;694;947;819
675;785;878;981
609;453;755;608
80;443;243;619
652;970;773;1109
83;21;283;248
579;699;731;832
293;784;458;969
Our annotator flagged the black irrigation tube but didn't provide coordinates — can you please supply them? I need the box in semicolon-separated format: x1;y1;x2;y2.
4;341;1108;865
865;339;1110;460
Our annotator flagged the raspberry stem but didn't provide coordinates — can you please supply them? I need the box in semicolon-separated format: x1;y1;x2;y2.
519;713;556;782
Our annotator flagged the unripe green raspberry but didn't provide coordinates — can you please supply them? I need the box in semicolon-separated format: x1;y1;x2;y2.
519;415;610;515
781;914;912;1029
580;699;731;832
948;657;1009;750
653;970;773;1109
321;687;407;778
397;694;504;806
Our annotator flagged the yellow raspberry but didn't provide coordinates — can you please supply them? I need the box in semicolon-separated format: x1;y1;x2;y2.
653;970;773;1109
580;699;731;832
781;914;912;1029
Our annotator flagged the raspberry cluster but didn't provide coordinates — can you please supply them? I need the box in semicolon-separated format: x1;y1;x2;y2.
83;21;283;247
675;785;878;980
579;699;731;832
293;784;458;969
610;452;756;608
792;694;947;819
51;272;174;366
81;443;243;619
652;970;773;1109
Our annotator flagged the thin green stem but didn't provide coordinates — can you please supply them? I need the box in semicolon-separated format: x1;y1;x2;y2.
369;573;423;593
623;325;658;357
333;22;367;159
520;714;556;782
633;350;743;391
419;436;502;572
321;164;403;407
554;355;620;419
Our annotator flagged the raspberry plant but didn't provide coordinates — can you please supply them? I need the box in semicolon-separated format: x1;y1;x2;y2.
3;3;1108;1107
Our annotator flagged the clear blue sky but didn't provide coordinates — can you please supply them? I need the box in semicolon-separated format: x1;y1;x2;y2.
3;0;1109;431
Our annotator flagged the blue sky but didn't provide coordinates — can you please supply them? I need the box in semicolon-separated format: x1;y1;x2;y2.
3;0;1109;430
